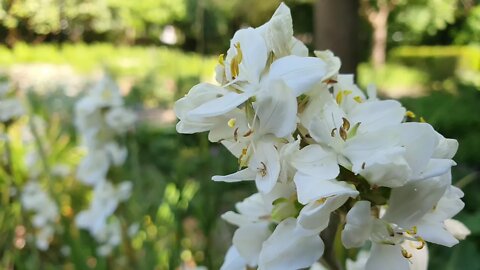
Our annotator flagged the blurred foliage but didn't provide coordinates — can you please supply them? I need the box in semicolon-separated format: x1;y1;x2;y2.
0;0;480;269
0;80;253;269
358;45;480;91
454;5;480;44
0;0;187;43
390;0;458;41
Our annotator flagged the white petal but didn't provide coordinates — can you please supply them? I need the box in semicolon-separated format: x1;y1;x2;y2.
236;193;272;218
188;91;254;118
229;28;268;84
259;218;324;270
383;175;449;228
422;185;464;223
289;37;308;57
358;156;411;188
212;168;256;183
291;144;339;178
233;223;271;267
255;80;297;138
346;250;370;270
174;83;225;118
402;240;429;270
444;219;471;240
257;2;293;57
365;244;409;270
221;211;253;227
308;99;346;146
344;130;406;174
348;100;406;132
175;83;228;133
433;133;458;159
314;50;341;81
416;221;459;247
278;138;301;183
397;123;439;176
221;246;247;270
294;174;352;205
251;141;281;193
412;158;456;181
297;188;358;234
342;201;373;248
268;56;327;96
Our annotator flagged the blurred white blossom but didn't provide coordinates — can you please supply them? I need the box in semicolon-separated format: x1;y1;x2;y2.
21;182;59;250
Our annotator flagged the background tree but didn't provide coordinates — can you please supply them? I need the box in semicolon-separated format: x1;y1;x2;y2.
314;0;360;73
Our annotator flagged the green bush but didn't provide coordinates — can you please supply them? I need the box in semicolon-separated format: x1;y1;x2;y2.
0;43;217;80
357;62;429;90
390;46;480;87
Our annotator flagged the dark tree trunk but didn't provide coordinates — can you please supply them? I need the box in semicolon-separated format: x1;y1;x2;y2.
314;0;360;74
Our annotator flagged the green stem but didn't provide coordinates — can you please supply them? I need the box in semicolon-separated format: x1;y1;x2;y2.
320;213;345;270
2;133;14;205
28;116;51;179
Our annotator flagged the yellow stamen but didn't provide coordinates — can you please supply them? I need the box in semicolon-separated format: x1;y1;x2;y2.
406;111;416;118
407;226;418;235
235;43;243;63
238;148;248;167
342;117;351;131
401;248;412;259
353;96;363;103
227;118;236;128
415;237;426;250
316;197;327;205
335;90;353;104
218;54;225;66
420;116;426;123
339;126;347;141
336;92;343;104
258;162;267;177
230;43;243;79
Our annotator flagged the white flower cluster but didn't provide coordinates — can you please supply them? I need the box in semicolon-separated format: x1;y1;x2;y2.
75;76;136;185
174;3;469;270
0;82;24;123
21;182;59;250
74;76;136;256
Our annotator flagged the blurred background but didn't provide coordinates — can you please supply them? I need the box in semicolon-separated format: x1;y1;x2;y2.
0;0;479;269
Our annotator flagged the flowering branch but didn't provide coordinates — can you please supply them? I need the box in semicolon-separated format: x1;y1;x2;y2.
174;3;470;270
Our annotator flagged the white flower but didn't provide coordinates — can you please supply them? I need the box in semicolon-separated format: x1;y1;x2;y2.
220;246;247;270
299;76;456;188
173;2;468;269
213;139;281;193
76;77;123;116
258;217;324;270
76;149;110;185
21;181;59;250
76;181;132;235
95;217;122;256
342;174;464;270
105;106;137;133
177;3;327;136
105;142;128;166
221;183;324;270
